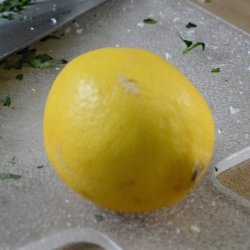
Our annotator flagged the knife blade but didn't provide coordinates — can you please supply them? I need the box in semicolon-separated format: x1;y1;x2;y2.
0;0;106;61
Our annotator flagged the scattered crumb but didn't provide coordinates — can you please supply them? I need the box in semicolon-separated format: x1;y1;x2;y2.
190;225;201;233
137;22;145;28
173;17;180;22
50;18;57;25
230;106;240;114
76;29;83;34
165;52;172;60
74;21;80;28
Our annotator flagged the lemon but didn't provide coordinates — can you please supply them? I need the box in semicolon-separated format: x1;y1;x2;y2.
44;48;214;213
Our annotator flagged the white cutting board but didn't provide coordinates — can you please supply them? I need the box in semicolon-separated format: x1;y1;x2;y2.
0;0;249;249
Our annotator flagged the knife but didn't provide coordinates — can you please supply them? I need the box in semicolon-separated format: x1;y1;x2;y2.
0;0;106;61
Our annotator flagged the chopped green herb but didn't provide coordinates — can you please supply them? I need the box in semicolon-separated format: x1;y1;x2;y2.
58;59;68;64
211;68;220;73
179;35;193;48
29;59;52;68
10;156;16;164
0;0;33;13
0;173;22;180
95;214;104;222
215;167;218;172
1;95;11;106
37;165;44;169
4;59;23;70
4;48;53;69
3;47;67;75
143;18;157;24
1;13;14;20
29;54;53;68
183;42;205;54
40;34;60;42
186;22;197;28
16;73;23;80
179;35;205;54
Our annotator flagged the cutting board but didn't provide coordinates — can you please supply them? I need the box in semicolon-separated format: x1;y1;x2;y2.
0;0;249;249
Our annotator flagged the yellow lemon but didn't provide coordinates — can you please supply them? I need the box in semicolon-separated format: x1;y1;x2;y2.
44;48;215;213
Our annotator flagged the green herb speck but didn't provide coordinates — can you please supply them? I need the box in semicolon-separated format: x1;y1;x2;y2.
16;73;23;80
143;18;157;24
95;214;104;222
10;156;16;164
0;173;22;180
186;22;197;28
1;13;14;20
211;68;221;73
1;95;11;107
0;0;33;14
179;34;205;54
58;59;68;64
4;48;53;69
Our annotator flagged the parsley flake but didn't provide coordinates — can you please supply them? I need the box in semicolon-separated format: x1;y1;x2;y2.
179;34;205;54
0;13;14;20
186;22;197;28
0;173;22;180
95;214;104;222
211;68;220;73
143;18;157;24
4;48;53;69
58;59;68;64
1;95;11;106
16;73;23;80
0;0;33;14
10;156;16;164
29;54;53;68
